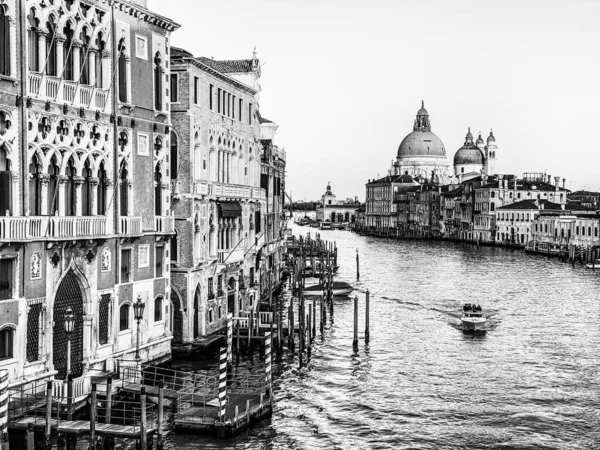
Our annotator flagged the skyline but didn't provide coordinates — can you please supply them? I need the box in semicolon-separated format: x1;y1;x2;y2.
149;0;600;201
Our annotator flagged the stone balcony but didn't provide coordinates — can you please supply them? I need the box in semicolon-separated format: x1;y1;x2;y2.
155;216;175;234
0;216;112;241
191;181;266;201
28;73;110;110
218;248;246;264
118;216;142;236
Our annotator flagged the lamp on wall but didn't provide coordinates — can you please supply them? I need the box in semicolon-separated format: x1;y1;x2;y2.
64;307;75;377
133;294;145;361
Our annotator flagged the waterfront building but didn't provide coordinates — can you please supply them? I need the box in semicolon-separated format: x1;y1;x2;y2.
365;173;417;232
530;206;600;250
393;102;451;182
496;200;563;245
315;183;360;224
0;0;178;389
441;186;462;238
453;129;497;179
169;46;284;343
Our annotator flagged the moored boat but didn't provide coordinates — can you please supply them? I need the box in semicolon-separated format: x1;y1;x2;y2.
461;304;486;331
303;281;354;297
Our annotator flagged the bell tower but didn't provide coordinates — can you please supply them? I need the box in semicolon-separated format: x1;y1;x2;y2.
484;130;497;176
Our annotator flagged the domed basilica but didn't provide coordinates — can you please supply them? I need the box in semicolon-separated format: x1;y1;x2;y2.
393;101;451;183
392;102;497;183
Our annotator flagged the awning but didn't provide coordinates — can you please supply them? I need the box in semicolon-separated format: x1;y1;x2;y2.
217;201;242;218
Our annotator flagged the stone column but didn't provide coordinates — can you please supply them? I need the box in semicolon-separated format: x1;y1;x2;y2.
37;31;47;75
209;223;216;257
72;40;82;82
233;279;239;317
87;47;97;87
38;173;49;216
73;176;85;216
89;177;99;216
105;179;114;232
57;175;68;216
9;172;19;216
161;182;169;216
55;36;65;79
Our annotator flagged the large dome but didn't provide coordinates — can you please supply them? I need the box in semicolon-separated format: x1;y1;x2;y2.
398;131;446;158
454;146;484;165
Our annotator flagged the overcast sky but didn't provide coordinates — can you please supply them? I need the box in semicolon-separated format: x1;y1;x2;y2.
150;0;600;202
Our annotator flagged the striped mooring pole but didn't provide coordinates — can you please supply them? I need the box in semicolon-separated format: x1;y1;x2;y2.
218;347;228;422
264;331;273;403
0;370;7;446
227;313;233;364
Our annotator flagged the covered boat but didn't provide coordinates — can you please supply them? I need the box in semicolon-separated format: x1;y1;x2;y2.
461;304;486;331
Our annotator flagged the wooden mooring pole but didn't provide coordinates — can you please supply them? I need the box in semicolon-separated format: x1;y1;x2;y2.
365;289;370;342
140;387;147;450
353;295;359;351
157;380;164;450
45;380;52;449
104;375;114;450
26;423;34;450
89;383;97;450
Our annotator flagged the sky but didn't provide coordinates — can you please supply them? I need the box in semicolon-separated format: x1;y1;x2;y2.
149;0;600;202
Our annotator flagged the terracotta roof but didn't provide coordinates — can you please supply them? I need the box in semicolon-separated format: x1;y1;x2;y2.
196;57;254;74
257;110;274;124
497;199;563;210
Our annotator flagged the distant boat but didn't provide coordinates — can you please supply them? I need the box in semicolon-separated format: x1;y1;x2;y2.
586;260;600;269
461;305;486;331
303;281;353;297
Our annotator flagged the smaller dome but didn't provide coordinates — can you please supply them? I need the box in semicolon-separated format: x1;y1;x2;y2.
417;100;428;116
454;146;484;165
476;133;484;145
487;131;496;143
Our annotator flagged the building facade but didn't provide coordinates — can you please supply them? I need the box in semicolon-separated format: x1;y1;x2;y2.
169;46;285;343
0;0;178;390
315;183;359;223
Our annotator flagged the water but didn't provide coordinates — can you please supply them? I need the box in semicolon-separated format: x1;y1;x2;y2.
165;224;600;449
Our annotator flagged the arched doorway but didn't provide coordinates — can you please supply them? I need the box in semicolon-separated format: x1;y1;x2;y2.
170;289;183;343
52;269;85;379
330;212;335;223
193;285;200;339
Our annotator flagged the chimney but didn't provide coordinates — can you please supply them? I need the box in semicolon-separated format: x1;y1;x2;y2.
562;178;566;189
554;176;560;191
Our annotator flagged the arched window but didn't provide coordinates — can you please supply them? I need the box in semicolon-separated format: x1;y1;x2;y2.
0;6;10;76
595;227;598;238
582;227;586;236
491;191;495;198
82;159;92;215
95;32;104;88
208;309;213;323
544;224;548;233
0;143;10;216
588;227;591;236
154;296;163;322
170;132;178;179
218;305;222;319
118;39;127;103
119;161;128;216
170;232;178;263
0;327;14;360
154;165;162;216
154;52;162;111
27;9;39;72
98;161;107;215
79;29;90;85
48;155;59;215
46;19;57;76
63;22;74;81
28;154;42;216
490;203;495;212
65;157;76;216
119;304;130;331
576;226;579;235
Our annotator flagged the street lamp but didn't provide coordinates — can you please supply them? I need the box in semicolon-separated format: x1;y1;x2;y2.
133;294;145;361
64;307;75;377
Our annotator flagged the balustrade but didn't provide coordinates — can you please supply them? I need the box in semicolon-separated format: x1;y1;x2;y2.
192;181;266;201
218;248;245;264
155;216;175;234
0;216;111;240
27;73;109;109
119;216;142;235
29;73;41;95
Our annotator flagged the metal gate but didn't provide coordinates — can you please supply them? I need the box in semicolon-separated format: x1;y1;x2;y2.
52;270;84;379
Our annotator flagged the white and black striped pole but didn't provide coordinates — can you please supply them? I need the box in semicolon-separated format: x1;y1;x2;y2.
218;347;228;422
227;313;233;364
0;370;8;447
264;331;272;404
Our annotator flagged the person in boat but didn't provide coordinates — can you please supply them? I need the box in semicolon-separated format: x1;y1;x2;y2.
463;303;471;311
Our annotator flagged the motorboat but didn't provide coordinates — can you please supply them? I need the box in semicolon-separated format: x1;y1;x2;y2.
461;305;486;331
586;259;600;269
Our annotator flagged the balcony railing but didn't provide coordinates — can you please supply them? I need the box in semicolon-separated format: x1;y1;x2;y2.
218;248;245;264
0;216;111;241
119;216;142;235
192;181;266;201
155;216;175;234
53;376;90;404
27;73;110;109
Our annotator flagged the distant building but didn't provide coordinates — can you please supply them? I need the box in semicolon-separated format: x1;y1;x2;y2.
568;190;600;209
496;199;563;245
453;129;497;179
365;173;417;231
316;183;359;223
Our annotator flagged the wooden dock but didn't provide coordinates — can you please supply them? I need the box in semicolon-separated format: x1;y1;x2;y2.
8;416;156;439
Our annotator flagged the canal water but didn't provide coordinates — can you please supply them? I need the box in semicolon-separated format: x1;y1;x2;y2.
161;224;599;449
